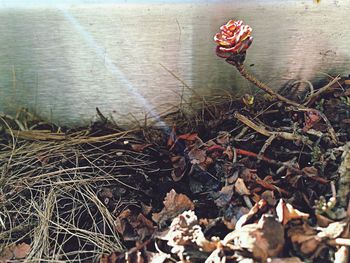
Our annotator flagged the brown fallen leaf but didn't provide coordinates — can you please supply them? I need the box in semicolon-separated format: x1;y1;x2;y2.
152;189;195;226
0;242;31;263
315;213;334;227
261;190;276;206
188;146;207;165
115;209;154;241
130;143;152;152
170;155;187;182
303;109;321;131
223;214;284;262
157;210;218;261
276;199;309;225
13;243;31;259
288;223;320;255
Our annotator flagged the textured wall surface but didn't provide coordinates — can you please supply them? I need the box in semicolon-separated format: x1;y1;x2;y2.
0;0;349;126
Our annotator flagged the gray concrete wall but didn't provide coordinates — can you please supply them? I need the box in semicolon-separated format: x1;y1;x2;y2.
0;0;349;126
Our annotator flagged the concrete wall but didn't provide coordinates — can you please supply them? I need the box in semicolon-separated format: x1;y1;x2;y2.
0;0;349;126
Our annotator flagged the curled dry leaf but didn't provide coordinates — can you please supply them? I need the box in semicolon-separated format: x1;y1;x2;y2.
158;210;217;260
152;189;195;226
236;199;268;229
115;209;155;241
276;199;309;225
235;178;251;196
223;215;284;262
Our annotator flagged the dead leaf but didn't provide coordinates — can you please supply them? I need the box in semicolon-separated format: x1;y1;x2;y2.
158;210;217;260
115;209;154;241
334;245;349;263
240;168;257;183
224;215;284;261
167;124;177;148
100;252;119;263
302;166;318;177
206;248;226;263
141;203;152;215
235;178;251;196
0;244;15;263
146;252;169;262
214;185;234;208
236;199;268;229
303;109;321;131
223;146;234;160
152;189;195;226
13;243;31;259
261;190;276;206
216;131;231;145
317;221;348;239
288;223;320;255
130;143;152;152
269;258;303;263
276;199;309;225
188;146;206;165
315;213;334;227
171;156;187;181
0;243;31;262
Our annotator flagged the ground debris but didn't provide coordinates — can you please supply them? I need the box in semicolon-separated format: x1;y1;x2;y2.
0;76;350;262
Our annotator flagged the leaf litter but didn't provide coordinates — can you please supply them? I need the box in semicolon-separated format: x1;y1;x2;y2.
0;75;350;262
